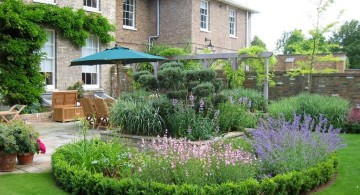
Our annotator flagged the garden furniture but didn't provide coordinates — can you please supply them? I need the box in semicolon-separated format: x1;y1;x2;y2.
79;97;97;126
0;105;26;123
93;98;110;129
52;90;84;122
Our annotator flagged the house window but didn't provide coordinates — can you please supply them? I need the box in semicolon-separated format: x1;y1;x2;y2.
83;0;99;12
123;0;135;28
81;36;99;88
200;0;209;31
229;9;236;36
40;30;56;90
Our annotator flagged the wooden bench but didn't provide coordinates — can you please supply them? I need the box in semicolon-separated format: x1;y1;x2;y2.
52;90;84;123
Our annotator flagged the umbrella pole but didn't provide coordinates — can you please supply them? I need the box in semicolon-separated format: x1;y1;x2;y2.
116;63;121;98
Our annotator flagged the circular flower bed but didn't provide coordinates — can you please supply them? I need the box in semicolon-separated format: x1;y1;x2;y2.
51;114;342;194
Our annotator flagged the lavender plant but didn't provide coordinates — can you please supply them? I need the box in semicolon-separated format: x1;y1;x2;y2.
250;114;344;176
135;136;257;186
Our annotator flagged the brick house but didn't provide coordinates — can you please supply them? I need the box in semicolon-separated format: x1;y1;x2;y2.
117;0;257;53
23;0;256;97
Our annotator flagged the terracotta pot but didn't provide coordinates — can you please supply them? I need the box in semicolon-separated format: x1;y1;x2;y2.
0;152;17;172
17;153;34;165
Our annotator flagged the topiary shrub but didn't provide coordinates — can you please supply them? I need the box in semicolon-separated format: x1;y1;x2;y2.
157;67;185;90
192;82;215;97
133;70;151;82
138;74;158;91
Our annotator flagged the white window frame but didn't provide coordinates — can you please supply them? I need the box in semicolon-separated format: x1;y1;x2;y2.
200;0;209;31
229;9;236;37
33;0;56;4
83;0;100;12
40;29;56;90
123;0;136;29
81;36;100;89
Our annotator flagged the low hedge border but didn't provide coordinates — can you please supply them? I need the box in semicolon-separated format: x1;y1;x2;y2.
51;148;338;195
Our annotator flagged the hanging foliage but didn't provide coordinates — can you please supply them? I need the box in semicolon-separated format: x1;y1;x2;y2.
0;0;114;105
238;46;277;87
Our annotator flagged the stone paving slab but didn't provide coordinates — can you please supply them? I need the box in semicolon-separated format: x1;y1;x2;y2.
0;121;101;175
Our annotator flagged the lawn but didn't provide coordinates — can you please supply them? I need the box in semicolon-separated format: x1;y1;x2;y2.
314;133;360;195
0;134;358;195
0;172;68;195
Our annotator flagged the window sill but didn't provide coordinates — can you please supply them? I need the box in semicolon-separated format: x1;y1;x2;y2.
200;29;211;33
83;6;101;13
230;35;238;39
33;0;57;5
123;26;137;31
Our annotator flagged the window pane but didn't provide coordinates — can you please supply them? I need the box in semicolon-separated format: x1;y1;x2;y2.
123;0;135;27
82;36;99;86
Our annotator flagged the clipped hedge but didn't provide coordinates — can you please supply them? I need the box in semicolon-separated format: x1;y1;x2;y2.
52;145;338;195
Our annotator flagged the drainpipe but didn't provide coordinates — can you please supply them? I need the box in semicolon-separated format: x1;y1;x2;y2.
148;0;160;50
245;10;250;47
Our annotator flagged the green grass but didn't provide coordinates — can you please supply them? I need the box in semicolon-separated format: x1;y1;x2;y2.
315;134;360;195
0;172;68;195
0;134;358;195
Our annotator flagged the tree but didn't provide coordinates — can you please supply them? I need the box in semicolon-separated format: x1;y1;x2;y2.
330;20;360;69
281;0;340;91
276;29;306;54
251;36;266;49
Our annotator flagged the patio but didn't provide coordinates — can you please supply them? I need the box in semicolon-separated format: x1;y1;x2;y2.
0;121;101;175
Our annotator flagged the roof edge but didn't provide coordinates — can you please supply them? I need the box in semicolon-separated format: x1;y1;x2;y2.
217;0;259;13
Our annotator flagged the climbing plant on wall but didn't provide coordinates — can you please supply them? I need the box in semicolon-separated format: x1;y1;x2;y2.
0;0;114;105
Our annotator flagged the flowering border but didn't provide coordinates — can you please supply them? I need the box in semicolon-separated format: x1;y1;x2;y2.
52;147;338;194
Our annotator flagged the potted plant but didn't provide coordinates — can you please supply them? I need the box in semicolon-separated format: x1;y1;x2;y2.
9;120;43;165
0;123;19;172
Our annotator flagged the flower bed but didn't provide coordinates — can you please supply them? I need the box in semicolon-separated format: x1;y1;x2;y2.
52;114;343;194
52;147;337;194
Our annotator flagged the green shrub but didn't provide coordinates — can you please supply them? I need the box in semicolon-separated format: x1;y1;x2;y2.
67;81;84;99
133;70;151;82
166;90;188;100
213;78;223;93
110;98;164;136
212;93;228;107
268;93;351;128
220;88;266;112
159;62;184;71
138;74;158;91
157;67;185;90
166;99;219;140
218;102;258;133
192;82;215;97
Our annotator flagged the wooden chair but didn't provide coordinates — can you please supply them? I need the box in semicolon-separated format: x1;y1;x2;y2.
93;98;110;129
79;98;97;126
0;105;26;123
104;98;115;108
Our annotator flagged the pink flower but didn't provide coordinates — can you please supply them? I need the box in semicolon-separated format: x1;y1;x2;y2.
37;138;46;154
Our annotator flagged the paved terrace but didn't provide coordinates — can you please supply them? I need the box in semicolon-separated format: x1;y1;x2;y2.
0;121;101;175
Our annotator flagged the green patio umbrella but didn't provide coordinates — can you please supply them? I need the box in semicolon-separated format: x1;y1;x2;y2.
70;45;166;96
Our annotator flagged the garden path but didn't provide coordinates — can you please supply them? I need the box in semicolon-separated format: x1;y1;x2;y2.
0;121;101;175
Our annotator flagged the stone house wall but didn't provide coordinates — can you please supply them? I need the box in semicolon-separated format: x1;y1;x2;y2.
24;0;116;95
